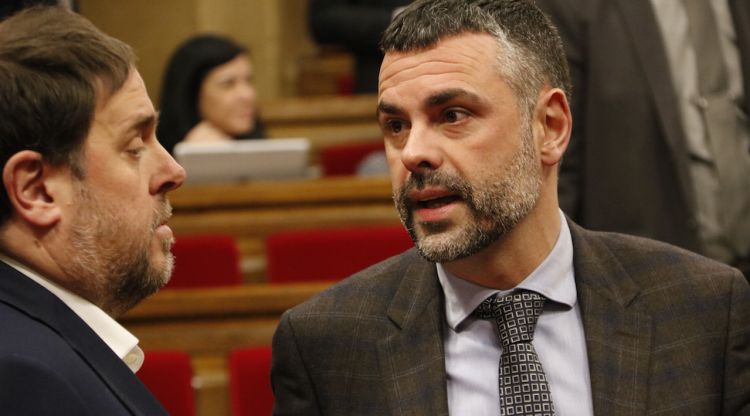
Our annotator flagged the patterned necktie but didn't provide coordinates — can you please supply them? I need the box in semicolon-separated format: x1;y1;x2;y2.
474;291;555;416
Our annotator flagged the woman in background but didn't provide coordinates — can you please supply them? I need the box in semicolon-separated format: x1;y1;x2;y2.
157;34;265;154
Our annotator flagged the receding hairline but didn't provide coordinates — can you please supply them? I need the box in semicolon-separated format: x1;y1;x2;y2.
378;0;572;109
377;31;520;106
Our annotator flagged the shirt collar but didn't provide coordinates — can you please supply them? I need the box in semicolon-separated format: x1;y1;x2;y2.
437;210;577;331
0;253;144;372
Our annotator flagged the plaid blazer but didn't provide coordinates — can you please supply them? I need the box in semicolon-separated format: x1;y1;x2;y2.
271;221;750;415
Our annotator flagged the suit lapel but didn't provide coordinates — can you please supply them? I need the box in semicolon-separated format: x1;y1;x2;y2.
58;318;167;416
569;222;653;415
377;256;449;416
0;262;166;415
614;0;698;216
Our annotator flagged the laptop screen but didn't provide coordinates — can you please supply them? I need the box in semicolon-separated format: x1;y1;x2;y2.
174;138;311;184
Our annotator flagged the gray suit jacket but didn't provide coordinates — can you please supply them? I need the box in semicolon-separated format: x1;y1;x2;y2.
534;0;750;258
271;222;750;415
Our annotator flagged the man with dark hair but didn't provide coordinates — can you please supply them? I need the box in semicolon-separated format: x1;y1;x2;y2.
0;0;77;20
0;6;185;414
271;0;750;415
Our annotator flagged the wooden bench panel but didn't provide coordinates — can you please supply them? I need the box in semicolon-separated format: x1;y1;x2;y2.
168;177;400;282
261;94;381;162
121;283;332;416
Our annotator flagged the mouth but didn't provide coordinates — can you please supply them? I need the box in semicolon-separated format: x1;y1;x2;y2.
409;188;463;215
396;171;472;226
152;215;171;231
415;194;461;209
152;200;173;229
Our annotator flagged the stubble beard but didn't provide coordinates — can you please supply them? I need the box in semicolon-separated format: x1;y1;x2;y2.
66;187;174;316
394;124;542;263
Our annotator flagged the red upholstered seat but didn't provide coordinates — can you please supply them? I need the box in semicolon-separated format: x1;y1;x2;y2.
165;234;242;289
137;350;196;416
229;346;274;416
320;140;385;176
265;225;413;283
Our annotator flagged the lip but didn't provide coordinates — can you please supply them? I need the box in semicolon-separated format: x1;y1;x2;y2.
154;223;173;240
409;187;462;222
236;110;254;119
409;187;454;202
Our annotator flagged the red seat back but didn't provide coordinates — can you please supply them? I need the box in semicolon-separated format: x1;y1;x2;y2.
320;140;385;176
229;346;274;416
137;350;196;416
165;234;242;289
265;225;413;283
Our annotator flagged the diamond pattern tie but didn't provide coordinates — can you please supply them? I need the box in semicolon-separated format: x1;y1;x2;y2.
474;291;555;416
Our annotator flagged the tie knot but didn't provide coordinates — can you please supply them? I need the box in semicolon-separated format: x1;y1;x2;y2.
473;291;545;346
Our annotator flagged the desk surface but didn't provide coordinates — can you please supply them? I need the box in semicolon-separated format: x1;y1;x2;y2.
261;94;377;124
261;95;381;150
122;282;333;322
170;176;393;211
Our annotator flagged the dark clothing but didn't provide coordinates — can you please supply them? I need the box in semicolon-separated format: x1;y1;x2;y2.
535;0;750;275
271;221;750;415
0;0;58;20
0;261;167;415
308;0;411;93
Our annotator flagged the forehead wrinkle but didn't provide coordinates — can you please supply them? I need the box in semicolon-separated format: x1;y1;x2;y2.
381;57;486;88
381;33;499;76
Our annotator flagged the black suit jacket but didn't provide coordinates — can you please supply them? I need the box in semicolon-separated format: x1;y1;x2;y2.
0;261;166;415
308;0;411;93
534;0;750;258
271;221;750;415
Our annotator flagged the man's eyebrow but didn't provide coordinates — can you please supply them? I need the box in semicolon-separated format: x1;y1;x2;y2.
377;101;404;117
377;88;482;118
128;113;157;133
426;88;480;107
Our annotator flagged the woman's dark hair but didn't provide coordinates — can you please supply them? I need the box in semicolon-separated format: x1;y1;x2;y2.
156;34;264;154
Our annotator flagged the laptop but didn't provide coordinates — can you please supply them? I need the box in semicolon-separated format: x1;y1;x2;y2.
174;138;311;184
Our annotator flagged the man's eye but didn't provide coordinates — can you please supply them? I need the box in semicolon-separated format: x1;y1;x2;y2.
382;119;405;134
126;147;145;158
219;79;236;89
444;109;467;123
389;120;404;133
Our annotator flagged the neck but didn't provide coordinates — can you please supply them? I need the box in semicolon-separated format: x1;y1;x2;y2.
0;220;73;293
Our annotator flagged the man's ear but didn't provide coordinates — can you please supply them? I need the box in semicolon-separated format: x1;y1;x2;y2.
2;151;66;227
535;87;572;166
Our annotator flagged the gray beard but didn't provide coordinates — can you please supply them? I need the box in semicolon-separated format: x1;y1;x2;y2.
393;128;541;263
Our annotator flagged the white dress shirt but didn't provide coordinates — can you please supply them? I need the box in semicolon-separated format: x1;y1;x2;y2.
0;254;144;372
438;210;593;416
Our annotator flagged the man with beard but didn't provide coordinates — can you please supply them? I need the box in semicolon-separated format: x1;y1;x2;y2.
0;7;185;414
271;1;750;415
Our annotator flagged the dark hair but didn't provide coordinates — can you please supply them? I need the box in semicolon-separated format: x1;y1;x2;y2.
381;0;571;116
0;6;133;224
156;34;264;154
